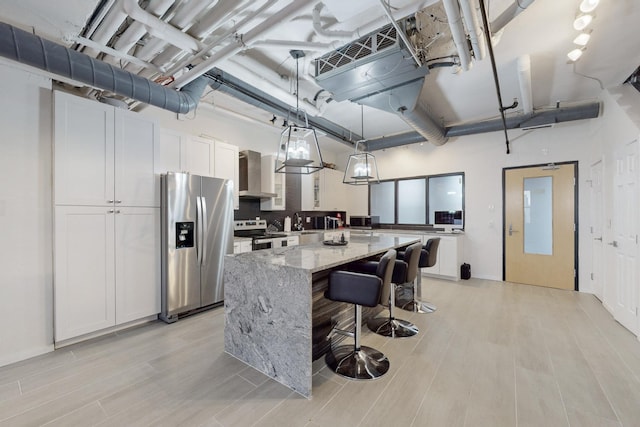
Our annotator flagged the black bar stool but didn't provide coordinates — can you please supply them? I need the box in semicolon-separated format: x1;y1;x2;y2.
323;249;396;380
399;238;440;313
350;242;421;338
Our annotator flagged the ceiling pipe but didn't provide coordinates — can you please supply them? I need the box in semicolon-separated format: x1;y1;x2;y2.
312;2;355;40
81;1;127;57
442;0;472;71
123;0;234;73
121;0;204;53
459;0;486;60
70;35;164;73
0;21;208;114
491;0;536;34
170;0;316;89
109;0;175;61
251;39;341;51
517;54;533;114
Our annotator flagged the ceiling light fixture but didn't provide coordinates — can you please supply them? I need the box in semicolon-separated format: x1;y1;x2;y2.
573;32;591;46
275;50;323;175
567;48;584;62
573;14;593;31
343;105;380;185
579;0;599;13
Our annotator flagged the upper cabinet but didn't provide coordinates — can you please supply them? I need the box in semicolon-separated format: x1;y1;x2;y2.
54;91;159;207
301;168;348;211
261;155;286;211
156;129;239;209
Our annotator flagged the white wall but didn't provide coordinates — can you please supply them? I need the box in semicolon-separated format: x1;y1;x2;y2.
0;61;54;366
372;109;604;283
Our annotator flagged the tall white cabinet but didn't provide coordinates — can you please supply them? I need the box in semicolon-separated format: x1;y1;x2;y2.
157;129;239;209
53;91;160;343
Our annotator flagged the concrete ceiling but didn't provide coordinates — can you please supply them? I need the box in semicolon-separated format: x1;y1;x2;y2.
1;0;638;154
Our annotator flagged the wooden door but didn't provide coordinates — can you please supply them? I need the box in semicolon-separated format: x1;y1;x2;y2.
589;160;605;300
504;163;576;289
605;140;639;334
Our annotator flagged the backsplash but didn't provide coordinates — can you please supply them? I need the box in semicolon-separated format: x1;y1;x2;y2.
234;174;346;230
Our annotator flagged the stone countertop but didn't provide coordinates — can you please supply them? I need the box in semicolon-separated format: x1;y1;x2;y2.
349;228;465;236
228;234;420;273
233;236;252;242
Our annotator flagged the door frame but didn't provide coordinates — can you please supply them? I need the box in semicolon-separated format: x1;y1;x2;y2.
502;161;579;290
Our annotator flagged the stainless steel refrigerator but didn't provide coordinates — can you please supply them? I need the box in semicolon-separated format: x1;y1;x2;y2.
160;172;234;323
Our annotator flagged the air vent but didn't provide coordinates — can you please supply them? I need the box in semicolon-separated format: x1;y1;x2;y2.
315;24;399;76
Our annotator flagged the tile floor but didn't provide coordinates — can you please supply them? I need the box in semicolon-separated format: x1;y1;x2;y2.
1;277;640;426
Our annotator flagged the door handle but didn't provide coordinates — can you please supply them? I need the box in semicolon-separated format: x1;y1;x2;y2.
508;223;519;236
594;237;602;241
196;196;203;265
201;197;208;265
607;241;618;248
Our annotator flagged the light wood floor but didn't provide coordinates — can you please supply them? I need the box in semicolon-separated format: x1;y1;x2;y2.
2;277;640;426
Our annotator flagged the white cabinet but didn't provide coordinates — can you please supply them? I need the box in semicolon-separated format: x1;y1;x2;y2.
54;91;159;207
156;130;239;209
233;239;253;254
261;155;286;211
115;207;161;324
422;234;464;281
214;140;239;209
54;206;116;341
54;206;160;342
301;168;348;211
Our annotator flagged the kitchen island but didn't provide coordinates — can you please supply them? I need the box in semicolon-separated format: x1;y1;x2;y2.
223;234;420;398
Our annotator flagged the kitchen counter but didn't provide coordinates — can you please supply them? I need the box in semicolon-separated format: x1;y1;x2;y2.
223;234;420;398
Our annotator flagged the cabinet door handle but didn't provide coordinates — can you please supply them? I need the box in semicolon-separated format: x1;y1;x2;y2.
115;210;121;214
594;237;602;241
107;200;114;204
107;209;114;214
115;200;122;204
607;241;618;248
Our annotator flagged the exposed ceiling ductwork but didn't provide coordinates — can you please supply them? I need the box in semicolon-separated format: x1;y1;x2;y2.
364;100;601;151
313;15;449;146
0;21;208;114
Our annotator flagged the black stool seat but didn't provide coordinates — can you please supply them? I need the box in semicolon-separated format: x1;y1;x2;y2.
323;250;396;380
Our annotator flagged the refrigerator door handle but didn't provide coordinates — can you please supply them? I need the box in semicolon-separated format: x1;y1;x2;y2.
196;196;203;265
201;196;208;265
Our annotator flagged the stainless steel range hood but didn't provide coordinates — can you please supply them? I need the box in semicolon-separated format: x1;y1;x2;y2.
238;150;277;199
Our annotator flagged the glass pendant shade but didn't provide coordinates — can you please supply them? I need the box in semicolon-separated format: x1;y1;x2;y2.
275;122;324;174
343;142;380;185
275;49;323;174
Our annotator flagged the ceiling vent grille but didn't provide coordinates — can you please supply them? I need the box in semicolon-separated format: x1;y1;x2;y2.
315;24;398;76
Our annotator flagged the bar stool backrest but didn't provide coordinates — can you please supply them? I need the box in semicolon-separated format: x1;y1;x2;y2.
423;238;441;268
404;241;423;283
376;249;397;307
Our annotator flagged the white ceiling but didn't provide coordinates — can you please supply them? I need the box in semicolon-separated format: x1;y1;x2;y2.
0;0;638;153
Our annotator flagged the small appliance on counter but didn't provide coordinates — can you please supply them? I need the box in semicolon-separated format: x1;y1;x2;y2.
234;219;290;250
349;215;380;229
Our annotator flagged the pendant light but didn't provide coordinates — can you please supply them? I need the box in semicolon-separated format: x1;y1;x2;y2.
343;105;380;185
275;50;323;174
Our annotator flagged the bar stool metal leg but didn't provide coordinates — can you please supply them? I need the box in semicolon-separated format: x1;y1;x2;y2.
325;305;390;379
401;272;436;313
367;281;419;338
